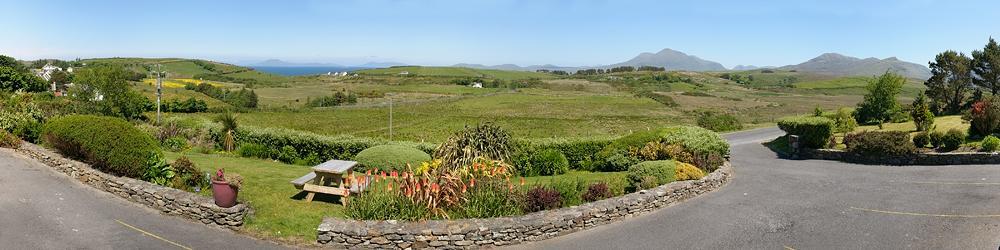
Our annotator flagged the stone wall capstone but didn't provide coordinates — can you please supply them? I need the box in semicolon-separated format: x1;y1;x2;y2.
9;142;249;228
316;162;733;249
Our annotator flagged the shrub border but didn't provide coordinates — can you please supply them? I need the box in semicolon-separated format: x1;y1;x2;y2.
798;148;1000;165
7;142;250;228
316;161;732;248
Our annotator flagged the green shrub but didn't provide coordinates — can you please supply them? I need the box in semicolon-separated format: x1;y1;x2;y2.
457;180;523;219
981;135;1000;152
42;115;162;178
595;126;728;171
626;160;676;190
171;156;203;190
516;137;613;170
0;129;21;149
527;149;569;176
237;143;272;159
345;190;430;221
929;130;945;148
603;175;628;197
912;132;930;148
843;131;916;156
581;182;613;202
777;116;835;148
434;123;512;169
523;186;563;212
276;145;300;164
162;136;188;152
354;145;432;172
941;129;965;151
549;178;586;207
696;112;742;132
143;157;174;186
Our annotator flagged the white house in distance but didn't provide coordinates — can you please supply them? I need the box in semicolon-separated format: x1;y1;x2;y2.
398;71;409;76
471;82;483;88
37;64;62;81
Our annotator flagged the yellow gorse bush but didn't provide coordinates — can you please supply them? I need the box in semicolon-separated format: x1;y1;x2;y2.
673;161;705;181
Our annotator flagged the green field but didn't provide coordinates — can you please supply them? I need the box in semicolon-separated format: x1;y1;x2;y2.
357;66;555;80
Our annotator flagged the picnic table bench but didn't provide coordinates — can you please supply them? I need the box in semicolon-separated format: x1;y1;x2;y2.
290;160;369;203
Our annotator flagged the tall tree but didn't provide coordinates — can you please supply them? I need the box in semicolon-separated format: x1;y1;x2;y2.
854;71;905;126
972;37;1000;94
72;65;152;120
925;51;973;114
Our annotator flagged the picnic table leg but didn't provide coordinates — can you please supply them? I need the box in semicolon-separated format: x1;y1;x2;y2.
305;174;324;202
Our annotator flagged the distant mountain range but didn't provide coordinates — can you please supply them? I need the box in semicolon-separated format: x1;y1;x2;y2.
778;53;931;79
610;48;727;71
454;49;931;79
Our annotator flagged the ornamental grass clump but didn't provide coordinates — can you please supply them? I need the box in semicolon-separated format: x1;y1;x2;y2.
434;123;513;170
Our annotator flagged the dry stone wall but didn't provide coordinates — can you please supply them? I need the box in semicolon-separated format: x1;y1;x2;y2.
10;143;249;228
801;148;1000;165
317;162;733;249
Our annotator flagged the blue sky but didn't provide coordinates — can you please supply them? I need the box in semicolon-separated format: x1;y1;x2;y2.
1;0;998;68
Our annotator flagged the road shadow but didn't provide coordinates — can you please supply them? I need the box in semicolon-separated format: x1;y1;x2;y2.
762;135;795;159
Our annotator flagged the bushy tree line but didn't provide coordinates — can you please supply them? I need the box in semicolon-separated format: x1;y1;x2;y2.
925;38;1000;115
0;55;48;92
184;82;258;109
306;91;358;107
160;97;208;113
536;69;569;75
574;66;666;75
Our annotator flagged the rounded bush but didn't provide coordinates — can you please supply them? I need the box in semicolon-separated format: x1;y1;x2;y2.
673;162;705;181
912;132;930;148
982;135;1000;152
0;129;21;149
929;130;945;148
42;115;162;178
777;116;835;148
355;145;432;172
529;149;569;176
625;160;676;190
276;145;299;163
940;129;965;151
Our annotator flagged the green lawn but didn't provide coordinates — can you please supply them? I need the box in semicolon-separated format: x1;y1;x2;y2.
163;151;343;244
855;115;968;134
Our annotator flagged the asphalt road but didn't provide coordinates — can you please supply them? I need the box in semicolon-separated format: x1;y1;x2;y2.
0;149;288;250
513;127;1000;249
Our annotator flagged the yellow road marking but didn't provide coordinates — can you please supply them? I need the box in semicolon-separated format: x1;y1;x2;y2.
897;181;1000;185
850;207;1000;218
115;219;193;250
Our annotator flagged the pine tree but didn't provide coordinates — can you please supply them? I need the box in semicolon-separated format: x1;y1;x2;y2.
910;93;934;131
972;37;1000;94
924;51;973;114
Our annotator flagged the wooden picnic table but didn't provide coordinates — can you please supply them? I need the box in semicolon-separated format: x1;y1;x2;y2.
290;160;364;203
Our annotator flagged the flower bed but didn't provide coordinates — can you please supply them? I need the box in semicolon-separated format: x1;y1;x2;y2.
316;161;732;248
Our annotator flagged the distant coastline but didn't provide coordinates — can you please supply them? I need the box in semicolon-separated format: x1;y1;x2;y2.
251;66;369;76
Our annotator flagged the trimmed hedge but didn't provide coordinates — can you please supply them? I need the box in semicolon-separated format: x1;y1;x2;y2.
777;116;834;148
843;131;915;156
526;149;569;176
213;124;436;163
42;115;162;178
354;145;432;172
515;137;613;169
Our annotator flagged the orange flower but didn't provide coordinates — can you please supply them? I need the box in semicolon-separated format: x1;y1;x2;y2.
461;183;468;193
520;177;525;186
365;169;372;176
390;170;398;178
469;177;476;187
387;182;393;191
431;183;440;192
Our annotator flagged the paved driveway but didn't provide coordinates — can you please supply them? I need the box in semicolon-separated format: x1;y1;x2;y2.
0;149;288;250
513;127;1000;249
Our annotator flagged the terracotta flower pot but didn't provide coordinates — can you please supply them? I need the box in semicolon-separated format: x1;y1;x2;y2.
211;180;238;208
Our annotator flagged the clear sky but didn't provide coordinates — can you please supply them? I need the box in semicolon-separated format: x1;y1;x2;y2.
2;0;998;68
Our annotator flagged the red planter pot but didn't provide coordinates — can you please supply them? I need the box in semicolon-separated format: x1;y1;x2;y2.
211;180;239;208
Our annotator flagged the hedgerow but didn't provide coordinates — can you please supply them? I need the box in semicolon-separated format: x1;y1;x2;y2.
354;145;432;172
42;115;162;178
777;116;834;148
211;124;436;163
843;131;915;156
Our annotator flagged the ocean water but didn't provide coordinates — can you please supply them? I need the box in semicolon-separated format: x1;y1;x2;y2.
252;66;368;76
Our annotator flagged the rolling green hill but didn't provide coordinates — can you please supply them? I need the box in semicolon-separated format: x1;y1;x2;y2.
357;66;555;80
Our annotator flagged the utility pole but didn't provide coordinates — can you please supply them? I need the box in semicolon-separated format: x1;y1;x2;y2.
155;64;163;124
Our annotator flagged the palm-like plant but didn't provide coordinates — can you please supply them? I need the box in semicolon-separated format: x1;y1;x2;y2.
216;112;238;151
433;123;512;170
